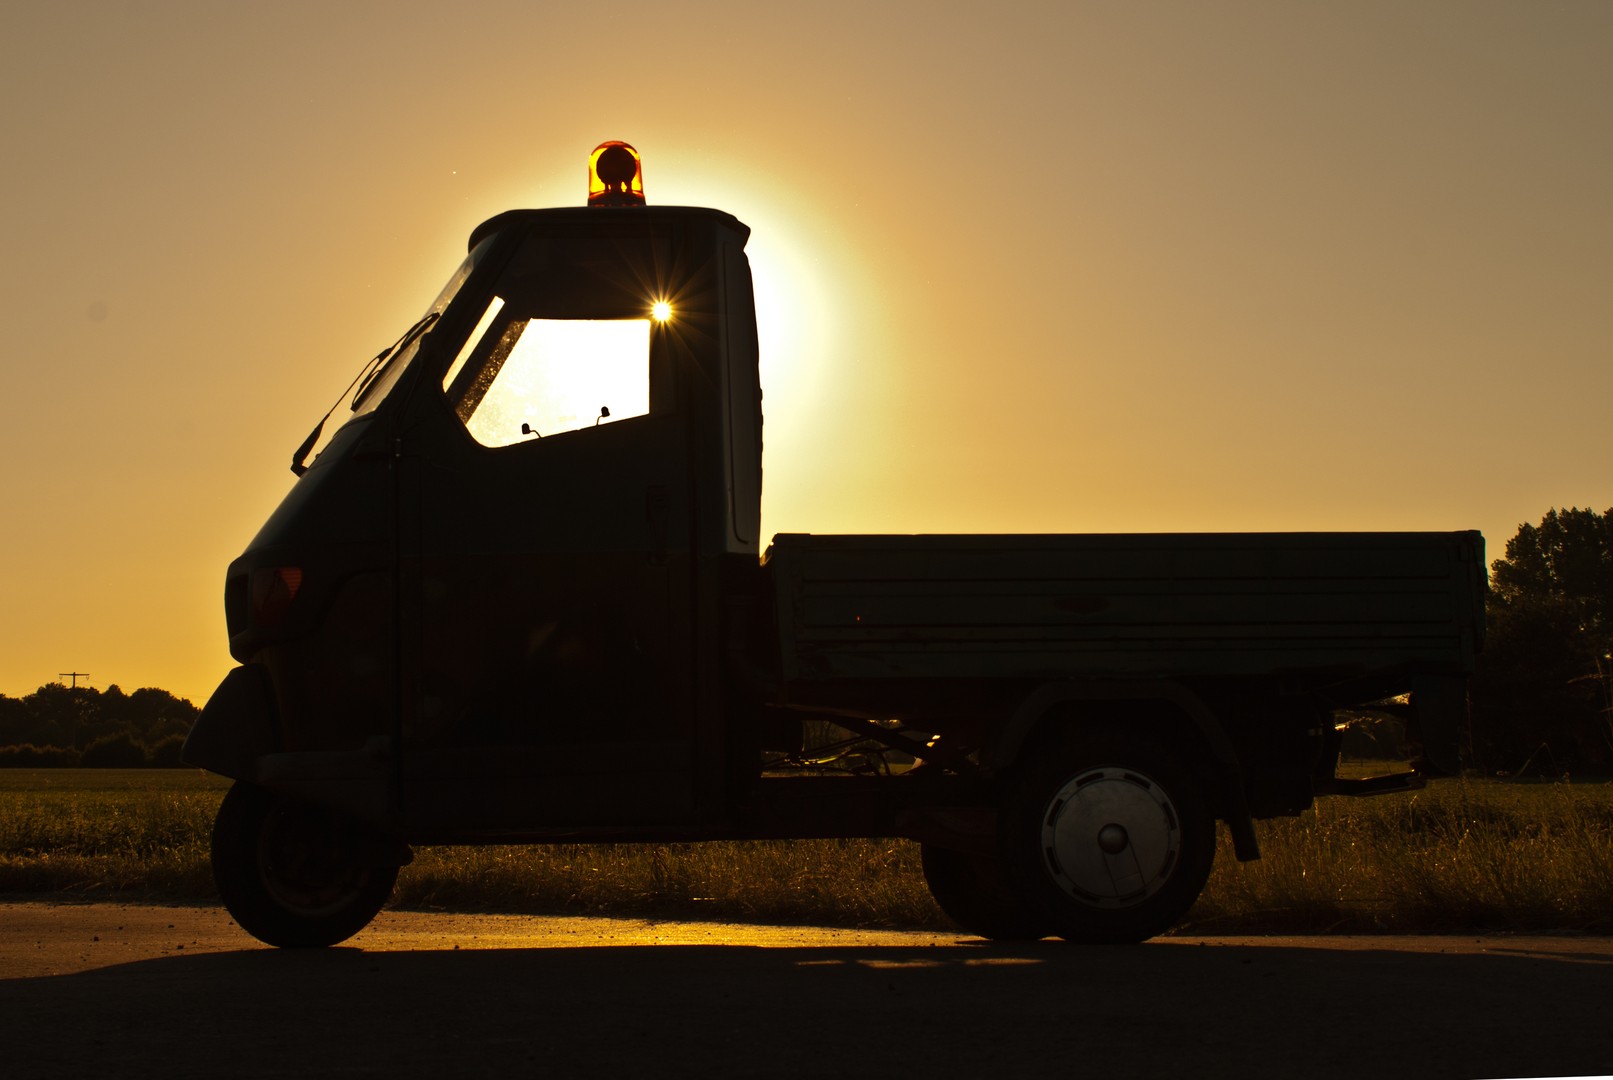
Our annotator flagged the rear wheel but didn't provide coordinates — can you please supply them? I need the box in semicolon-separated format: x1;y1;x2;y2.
920;843;1049;941
1000;730;1215;944
212;781;400;948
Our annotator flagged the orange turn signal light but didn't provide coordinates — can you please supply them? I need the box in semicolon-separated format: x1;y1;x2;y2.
249;566;303;628
588;141;645;207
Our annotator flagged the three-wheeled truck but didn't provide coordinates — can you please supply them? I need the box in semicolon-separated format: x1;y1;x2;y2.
184;142;1486;947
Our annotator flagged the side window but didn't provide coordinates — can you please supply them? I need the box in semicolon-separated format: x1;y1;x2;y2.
443;299;651;448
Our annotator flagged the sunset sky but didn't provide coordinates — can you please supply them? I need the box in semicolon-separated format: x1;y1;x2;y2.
2;1;1609;705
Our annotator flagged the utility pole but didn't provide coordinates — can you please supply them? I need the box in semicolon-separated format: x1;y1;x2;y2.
58;672;91;689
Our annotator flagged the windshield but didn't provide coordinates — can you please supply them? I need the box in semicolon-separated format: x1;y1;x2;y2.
349;234;498;416
290;234;501;475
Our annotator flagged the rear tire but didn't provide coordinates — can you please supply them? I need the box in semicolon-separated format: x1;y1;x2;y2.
999;729;1215;944
212;781;399;948
921;843;1049;941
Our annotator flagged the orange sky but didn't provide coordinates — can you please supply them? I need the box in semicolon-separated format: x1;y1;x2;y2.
2;1;1609;705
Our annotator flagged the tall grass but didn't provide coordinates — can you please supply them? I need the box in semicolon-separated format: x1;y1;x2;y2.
1190;779;1613;934
2;770;1610;934
0;770;223;897
395;840;940;927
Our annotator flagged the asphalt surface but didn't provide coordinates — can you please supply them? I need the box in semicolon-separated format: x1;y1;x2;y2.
2;902;1611;1079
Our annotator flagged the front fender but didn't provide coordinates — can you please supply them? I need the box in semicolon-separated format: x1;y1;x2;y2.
181;665;280;780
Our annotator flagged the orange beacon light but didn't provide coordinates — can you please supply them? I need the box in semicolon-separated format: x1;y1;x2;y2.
588;141;645;207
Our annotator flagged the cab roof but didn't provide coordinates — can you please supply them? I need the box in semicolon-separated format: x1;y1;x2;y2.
468;205;750;253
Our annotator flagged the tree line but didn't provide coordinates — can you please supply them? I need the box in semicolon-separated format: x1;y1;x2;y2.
1471;506;1613;774
1;507;1608;774
0;683;198;767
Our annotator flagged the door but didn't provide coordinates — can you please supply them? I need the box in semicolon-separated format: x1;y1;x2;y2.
395;222;703;835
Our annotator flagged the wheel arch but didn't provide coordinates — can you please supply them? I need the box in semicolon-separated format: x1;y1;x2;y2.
987;680;1261;861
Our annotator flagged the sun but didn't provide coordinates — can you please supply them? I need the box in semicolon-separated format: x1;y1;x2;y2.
651;299;673;322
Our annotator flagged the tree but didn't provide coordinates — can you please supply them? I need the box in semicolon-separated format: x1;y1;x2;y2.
21;684;98;749
1474;507;1613;771
123;687;199;741
0;694;38;746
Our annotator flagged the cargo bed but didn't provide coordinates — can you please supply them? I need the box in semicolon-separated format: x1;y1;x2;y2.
765;532;1485;686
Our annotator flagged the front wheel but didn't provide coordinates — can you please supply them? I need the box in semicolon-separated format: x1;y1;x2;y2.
999;730;1215;944
211;781;400;948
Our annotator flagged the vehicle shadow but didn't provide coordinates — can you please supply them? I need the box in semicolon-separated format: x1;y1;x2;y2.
2;937;1607;1079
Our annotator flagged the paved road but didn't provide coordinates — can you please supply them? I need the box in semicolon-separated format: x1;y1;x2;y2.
3;902;1611;1079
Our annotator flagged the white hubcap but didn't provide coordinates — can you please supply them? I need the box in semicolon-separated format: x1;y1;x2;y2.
1039;766;1182;907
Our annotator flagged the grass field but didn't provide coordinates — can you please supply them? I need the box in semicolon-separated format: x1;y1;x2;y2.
0;769;226;898
2;769;1610;934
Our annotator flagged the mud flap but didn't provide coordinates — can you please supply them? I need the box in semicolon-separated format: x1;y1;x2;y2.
1409;675;1467;777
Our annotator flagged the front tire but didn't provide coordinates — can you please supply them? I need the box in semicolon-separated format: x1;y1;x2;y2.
212;781;399;948
1000;730;1215;944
